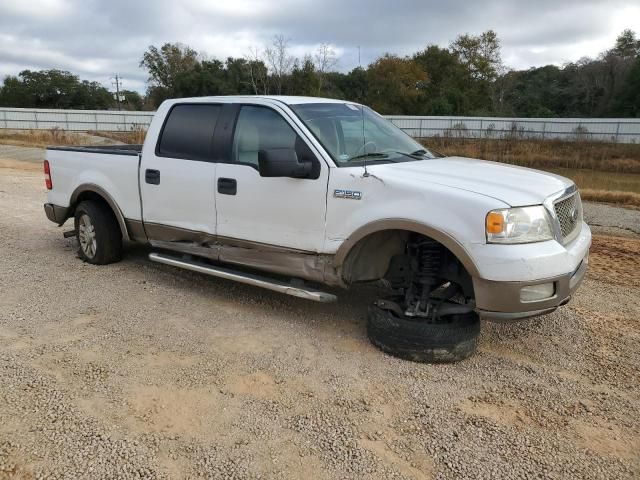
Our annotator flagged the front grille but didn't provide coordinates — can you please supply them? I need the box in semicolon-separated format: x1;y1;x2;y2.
554;192;581;240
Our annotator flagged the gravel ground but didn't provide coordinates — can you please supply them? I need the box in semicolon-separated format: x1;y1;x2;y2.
0;160;639;479
583;202;640;236
0;145;45;163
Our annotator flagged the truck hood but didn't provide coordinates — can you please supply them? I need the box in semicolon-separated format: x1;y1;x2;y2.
368;156;573;207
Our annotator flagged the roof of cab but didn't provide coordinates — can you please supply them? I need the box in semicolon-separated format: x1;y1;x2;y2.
164;95;355;106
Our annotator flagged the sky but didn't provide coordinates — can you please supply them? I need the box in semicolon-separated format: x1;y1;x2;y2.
0;0;639;93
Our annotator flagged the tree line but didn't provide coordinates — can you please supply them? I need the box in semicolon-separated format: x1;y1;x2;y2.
0;30;638;117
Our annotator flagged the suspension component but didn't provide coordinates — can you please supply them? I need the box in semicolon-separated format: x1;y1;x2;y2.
404;237;443;317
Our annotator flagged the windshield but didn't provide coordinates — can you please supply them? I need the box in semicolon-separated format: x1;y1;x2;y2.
291;103;441;166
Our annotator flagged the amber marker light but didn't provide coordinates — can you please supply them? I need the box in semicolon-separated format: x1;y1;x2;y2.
486;211;505;234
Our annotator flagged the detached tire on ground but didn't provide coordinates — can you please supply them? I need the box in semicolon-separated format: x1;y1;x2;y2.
367;304;480;363
74;200;123;265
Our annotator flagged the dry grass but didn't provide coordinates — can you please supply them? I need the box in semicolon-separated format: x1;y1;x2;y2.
88;126;147;145
580;189;640;208
0;128;86;148
424;137;640;174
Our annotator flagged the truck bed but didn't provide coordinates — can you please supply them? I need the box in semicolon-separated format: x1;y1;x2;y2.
45;144;143;223
47;144;143;156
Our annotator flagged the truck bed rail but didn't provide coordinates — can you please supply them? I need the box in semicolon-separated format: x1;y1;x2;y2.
47;144;143;156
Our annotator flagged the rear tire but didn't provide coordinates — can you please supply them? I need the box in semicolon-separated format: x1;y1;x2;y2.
74;200;123;265
367;304;480;363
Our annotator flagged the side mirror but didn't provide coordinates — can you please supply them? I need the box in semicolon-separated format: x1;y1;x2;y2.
258;148;312;179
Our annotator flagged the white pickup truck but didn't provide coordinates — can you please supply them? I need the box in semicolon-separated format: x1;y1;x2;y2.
44;96;591;362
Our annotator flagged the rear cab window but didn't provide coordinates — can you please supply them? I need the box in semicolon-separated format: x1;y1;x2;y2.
157;104;221;161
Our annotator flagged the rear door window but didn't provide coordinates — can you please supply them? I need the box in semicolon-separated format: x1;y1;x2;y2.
157;104;221;161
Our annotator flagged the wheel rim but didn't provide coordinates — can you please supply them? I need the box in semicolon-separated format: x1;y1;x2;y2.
78;214;97;258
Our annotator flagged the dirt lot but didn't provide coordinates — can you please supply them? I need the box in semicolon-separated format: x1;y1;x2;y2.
0;159;639;479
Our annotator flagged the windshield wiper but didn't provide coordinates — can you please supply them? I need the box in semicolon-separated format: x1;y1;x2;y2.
390;149;444;160
413;147;447;158
346;152;389;162
388;150;427;160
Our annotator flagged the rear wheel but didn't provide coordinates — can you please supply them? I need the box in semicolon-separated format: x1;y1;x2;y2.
74;201;122;265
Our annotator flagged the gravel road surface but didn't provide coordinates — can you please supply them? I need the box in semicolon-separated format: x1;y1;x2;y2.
0;159;638;479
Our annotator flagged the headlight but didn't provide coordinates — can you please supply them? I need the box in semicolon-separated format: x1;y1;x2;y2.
486;206;553;244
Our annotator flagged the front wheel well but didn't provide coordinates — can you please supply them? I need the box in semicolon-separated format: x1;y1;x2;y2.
340;229;476;318
340;229;474;295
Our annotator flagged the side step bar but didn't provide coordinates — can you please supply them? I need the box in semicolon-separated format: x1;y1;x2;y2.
148;252;337;303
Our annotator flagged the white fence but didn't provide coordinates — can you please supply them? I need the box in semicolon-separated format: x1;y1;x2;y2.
1;107;639;143
386;116;640;144
0;107;154;132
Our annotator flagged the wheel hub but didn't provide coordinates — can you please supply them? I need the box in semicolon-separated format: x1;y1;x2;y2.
78;214;97;258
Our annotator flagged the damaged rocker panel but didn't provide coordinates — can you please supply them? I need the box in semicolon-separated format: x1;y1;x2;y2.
131;221;342;286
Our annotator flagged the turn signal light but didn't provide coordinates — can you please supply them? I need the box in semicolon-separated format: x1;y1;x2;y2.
486;211;504;234
44;160;52;190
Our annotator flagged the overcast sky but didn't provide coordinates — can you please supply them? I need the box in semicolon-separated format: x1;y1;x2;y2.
1;0;639;93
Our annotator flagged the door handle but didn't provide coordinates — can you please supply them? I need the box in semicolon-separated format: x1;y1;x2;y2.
145;169;160;185
217;177;237;195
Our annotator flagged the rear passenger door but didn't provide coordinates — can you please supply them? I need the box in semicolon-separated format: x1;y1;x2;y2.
140;103;220;239
214;104;329;252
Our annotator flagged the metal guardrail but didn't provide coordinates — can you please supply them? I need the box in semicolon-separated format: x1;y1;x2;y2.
1;107;639;143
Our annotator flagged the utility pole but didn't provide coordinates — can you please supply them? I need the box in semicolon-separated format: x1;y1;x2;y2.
111;75;123;110
358;46;361;67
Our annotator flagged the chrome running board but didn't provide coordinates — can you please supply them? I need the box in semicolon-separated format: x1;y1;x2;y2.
148;252;337;303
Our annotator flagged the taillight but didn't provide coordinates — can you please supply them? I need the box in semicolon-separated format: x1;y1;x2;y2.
44;160;52;190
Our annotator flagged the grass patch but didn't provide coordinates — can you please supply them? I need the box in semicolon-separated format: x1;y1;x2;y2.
580;189;640;208
423;137;640;174
88;126;147;145
0;128;85;148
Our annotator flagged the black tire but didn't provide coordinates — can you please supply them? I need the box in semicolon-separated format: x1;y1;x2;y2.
367;304;480;363
74;200;123;265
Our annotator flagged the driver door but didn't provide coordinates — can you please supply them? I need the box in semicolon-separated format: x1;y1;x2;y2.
214;104;328;252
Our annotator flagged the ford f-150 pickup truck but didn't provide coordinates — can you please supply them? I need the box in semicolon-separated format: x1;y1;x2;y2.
43;96;591;362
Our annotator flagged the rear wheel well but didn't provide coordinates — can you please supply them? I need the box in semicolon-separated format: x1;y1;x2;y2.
72;191;122;238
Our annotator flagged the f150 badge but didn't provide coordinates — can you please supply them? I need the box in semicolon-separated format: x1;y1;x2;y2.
334;189;362;200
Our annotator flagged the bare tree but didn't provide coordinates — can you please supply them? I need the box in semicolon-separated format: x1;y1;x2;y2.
314;43;338;94
245;46;269;94
264;35;295;95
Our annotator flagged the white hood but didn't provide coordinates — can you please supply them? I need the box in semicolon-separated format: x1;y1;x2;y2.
368;156;573;207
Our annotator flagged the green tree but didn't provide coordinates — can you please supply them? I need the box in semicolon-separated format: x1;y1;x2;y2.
366;55;427;114
122;90;143;110
338;68;368;104
612;57;640;116
172;59;226;97
0;75;31;107
0;69;112;109
612;29;640;59
289;57;320;96
223;57;259;95
413;46;470;114
450;30;503;82
498;66;566;117
140;43;199;105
